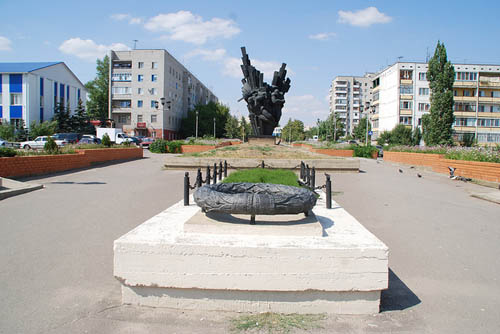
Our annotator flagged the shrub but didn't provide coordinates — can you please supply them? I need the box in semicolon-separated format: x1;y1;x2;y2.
102;133;112;147
44;136;59;154
353;145;378;158
121;140;132;147
223;168;300;187
149;139;168;153
166;140;183;153
0;147;17;157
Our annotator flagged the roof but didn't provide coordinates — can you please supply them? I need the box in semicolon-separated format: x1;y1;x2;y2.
0;62;62;73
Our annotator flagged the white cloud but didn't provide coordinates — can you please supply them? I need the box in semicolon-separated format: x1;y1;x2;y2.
111;13;142;25
185;48;227;61
282;95;329;126
308;32;336;41
59;38;129;61
144;11;240;44
0;36;12;51
338;7;392;27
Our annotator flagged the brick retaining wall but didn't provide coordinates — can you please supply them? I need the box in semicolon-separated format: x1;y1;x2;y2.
384;151;500;183
0;148;143;178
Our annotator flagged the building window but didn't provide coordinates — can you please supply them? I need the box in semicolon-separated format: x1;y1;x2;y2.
40;96;44;107
479;90;485;97
419;88;429;95
112;73;131;82
492;91;500;98
152;62;158;69
118;114;129;123
455;118;476;127
10;93;22;105
399;116;412;125
400;101;413;109
418;72;427;81
151;100;157;108
137;115;143;122
455;72;477;81
400;70;413;80
138;62;144;69
152;74;158;82
478;119;500;127
400;85;413;94
137;100;143;108
150;88;157;95
151;114;157;123
111;87;131;95
463;90;471;97
454;102;476;112
418;103;430;111
138;88;143;95
138;75;144;82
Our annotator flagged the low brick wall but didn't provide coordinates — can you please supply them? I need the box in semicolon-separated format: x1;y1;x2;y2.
384;151;500;183
181;145;216;153
0;148;143;178
311;148;354;157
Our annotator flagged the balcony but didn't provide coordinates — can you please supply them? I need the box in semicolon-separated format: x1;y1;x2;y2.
479;79;500;88
479;96;500;104
454;96;476;102
454;81;477;88
454;111;476;117
400;109;412;116
400;79;413;85
372;86;380;93
478;112;500;118
400;94;413;100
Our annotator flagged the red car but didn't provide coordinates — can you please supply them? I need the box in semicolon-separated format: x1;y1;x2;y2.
140;137;155;148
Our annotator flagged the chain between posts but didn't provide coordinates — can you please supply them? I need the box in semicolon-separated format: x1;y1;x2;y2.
184;161;228;206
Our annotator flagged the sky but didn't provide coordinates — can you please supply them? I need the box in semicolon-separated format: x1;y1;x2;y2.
1;0;500;126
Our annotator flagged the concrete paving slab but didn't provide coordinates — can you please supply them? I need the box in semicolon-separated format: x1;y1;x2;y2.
470;190;500;204
0;177;43;200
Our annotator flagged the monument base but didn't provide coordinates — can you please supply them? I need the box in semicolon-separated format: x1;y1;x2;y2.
114;193;388;315
248;135;278;146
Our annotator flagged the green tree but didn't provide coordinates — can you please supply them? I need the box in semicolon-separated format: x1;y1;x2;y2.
224;115;240;138
390;124;413;145
29;120;58;138
44;135;59;154
53;102;71;132
352;117;371;142
101;133;111;147
282;118;305;142
239;116;251;141
0;121;15;141
179;102;230;138
377;131;392;146
70;99;95;134
424;41;455;145
85;55;110;121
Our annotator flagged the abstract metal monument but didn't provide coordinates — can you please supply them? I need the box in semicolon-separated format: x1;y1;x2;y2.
239;47;291;136
194;183;317;224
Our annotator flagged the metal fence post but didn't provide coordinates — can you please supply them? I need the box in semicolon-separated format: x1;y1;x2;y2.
261;160;265;168
219;161;223;181
311;167;316;189
184;172;190;206
325;173;332;209
306;165;310;187
206;165;211;185
224;160;227;178
213;163;217;184
300;161;305;180
196;168;202;187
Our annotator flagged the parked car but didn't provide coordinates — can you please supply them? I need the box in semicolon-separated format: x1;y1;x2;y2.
0;137;6;146
52;133;82;144
348;140;358;145
129;136;142;146
21;136;66;150
81;134;97;140
140;137;155;148
77;137;101;145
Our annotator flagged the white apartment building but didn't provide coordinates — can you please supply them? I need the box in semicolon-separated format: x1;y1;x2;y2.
0;62;86;128
109;49;218;139
329;73;373;135
371;62;500;144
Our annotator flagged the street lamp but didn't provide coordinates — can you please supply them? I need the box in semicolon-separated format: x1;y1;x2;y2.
195;111;199;139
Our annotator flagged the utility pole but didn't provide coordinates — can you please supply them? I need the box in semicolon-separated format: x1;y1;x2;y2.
133;40;138;50
365;108;369;146
195;110;199;139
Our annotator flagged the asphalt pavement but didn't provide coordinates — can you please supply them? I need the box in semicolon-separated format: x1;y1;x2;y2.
1;152;499;333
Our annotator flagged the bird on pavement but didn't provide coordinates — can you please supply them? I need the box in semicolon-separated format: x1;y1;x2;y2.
417;173;422;178
398;169;403;173
410;166;415;169
448;166;456;178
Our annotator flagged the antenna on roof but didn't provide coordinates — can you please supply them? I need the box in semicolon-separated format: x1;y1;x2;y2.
397;56;404;62
133;40;138;50
425;47;430;62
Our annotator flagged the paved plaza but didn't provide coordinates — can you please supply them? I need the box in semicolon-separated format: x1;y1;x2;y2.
1;150;499;333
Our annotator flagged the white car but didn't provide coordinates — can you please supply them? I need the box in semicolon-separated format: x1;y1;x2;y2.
0;137;6;146
21;136;67;150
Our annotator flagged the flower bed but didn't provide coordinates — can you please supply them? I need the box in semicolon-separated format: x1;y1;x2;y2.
0;147;142;178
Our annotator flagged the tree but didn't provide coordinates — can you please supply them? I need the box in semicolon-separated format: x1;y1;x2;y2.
282;118;305;142
0;121;15;141
352;117;371;142
224;115;240;138
390;124;413;145
29;120;58;138
424;41;455;145
85;55;110;121
53;102;71;132
179;102;230;138
70;99;95;134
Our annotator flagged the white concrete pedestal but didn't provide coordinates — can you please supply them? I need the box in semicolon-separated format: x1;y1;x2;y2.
114;193;388;314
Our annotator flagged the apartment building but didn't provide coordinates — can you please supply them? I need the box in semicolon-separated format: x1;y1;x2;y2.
329;73;373;135
0;62;86;128
109;49;218;139
371;62;500;144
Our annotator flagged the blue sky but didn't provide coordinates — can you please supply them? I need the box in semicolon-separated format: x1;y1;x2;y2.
1;0;499;126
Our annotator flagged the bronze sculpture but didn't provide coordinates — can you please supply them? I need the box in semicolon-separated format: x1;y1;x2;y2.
239;47;291;136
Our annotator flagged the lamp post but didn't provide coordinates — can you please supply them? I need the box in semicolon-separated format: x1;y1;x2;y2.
195;111;199;139
213;117;216;138
160;98;172;140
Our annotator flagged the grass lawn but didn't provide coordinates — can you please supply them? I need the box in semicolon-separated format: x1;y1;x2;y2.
222;168;300;187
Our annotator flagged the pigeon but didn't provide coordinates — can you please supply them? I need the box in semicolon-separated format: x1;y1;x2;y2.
410;166;415;169
448;166;456;178
417;173;422;178
398;169;403;173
